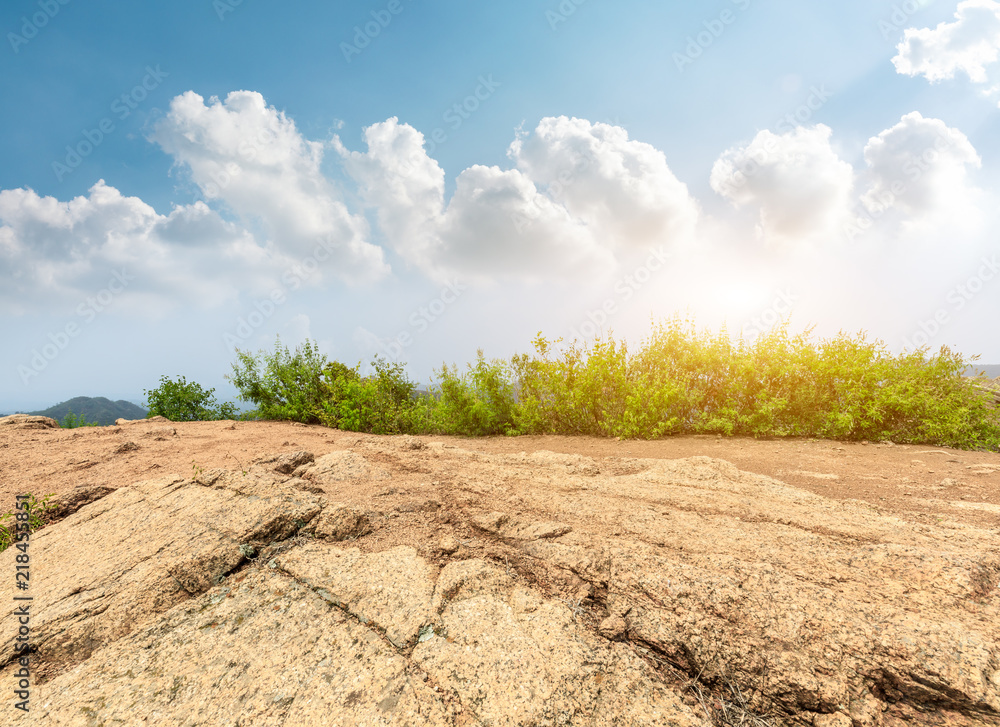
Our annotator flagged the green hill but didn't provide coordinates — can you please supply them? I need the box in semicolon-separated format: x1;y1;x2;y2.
28;397;148;426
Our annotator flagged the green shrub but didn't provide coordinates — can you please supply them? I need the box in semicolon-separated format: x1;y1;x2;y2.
319;356;426;435
509;316;1000;449
433;351;519;436
220;324;999;451
0;493;57;554
145;375;238;421
229;338;426;434
60;409;99;428
227;338;329;423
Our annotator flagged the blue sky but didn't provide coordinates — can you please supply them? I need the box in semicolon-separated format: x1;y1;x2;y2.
2;0;999;412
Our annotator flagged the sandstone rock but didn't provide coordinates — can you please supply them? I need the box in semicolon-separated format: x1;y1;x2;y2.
304;449;390;483
275;543;436;649
29;566;452;726
814;713;853;727
0;470;322;669
438;534;459;555
2;436;998;726
45;483;117;520
472;511;572;541
598;614;627;640
0;414;58;429
115;415;170;425
305;502;373;540
413;562;706;726
271;449;315;474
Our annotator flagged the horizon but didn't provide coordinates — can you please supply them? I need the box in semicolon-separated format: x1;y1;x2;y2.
3;1;1000;412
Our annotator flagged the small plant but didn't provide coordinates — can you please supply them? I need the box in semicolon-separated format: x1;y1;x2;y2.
192;460;204;478
226;451;249;476
0;493;58;553
61;409;99;428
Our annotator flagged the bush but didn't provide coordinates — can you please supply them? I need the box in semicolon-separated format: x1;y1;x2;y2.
221;325;999;451
144;375;238;422
228;338;426;434
509;316;1000;449
317;356;424;435
433;351;519;436
227;338;329;423
61;409;99;428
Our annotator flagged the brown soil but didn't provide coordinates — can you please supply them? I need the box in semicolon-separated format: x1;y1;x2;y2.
2;419;997;531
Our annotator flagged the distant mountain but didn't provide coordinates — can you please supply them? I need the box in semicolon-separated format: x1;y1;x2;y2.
28;397;148;426
965;364;1000;379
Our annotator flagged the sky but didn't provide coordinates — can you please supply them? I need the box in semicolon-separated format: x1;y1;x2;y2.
2;0;1000;412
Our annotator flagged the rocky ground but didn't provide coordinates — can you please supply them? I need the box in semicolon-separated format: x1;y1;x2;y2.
0;414;997;726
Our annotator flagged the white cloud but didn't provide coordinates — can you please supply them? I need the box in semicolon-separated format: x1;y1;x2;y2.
338;116;697;279
151;90;388;283
892;0;1000;87
710;125;855;243
0;181;272;314
860;112;982;223
510;116;699;254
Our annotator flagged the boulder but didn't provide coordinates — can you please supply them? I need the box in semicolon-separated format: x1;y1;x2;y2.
0;414;58;430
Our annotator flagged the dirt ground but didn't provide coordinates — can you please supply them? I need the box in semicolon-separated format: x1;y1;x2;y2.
1;418;998;531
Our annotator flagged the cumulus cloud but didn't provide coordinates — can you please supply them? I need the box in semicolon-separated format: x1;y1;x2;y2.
510;116;699;253
860;112;982;221
338;116;697;279
0;181;274;314
892;0;1000;88
710;125;854;242
151;90;388;283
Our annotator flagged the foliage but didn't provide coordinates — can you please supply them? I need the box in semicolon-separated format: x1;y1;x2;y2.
228;338;425;434
60;409;99;428
510;316;1000;449
222;323;1000;451
316;355;424;435
0;493;57;554
227;338;330;424
144;375;238;422
433;351;520;436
